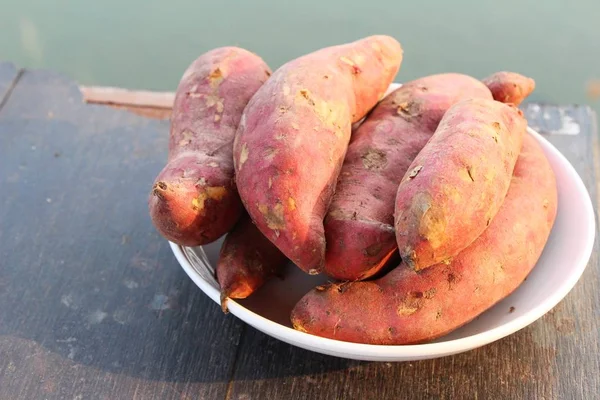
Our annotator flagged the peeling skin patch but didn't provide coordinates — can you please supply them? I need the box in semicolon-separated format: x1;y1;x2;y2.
239;143;249;168
208;162;219;168
288;197;296;211
397;292;423;316
205;94;225;113
258;203;286;230
192;186;227;211
408;165;423;179
283;85;291;96
196;177;207;186
361;149;387;170
291;122;300;130
340;56;355;67
178;130;194;147
264;148;278;161
214;114;221;122
208;67;224;89
206;186;227;200
296;89;347;132
268;177;273;188
419;203;446;250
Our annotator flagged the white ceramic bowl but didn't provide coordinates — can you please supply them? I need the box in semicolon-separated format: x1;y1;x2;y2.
169;84;595;362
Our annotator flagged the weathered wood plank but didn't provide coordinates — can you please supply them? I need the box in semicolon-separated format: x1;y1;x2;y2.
0;69;244;400
0;62;19;107
226;105;600;400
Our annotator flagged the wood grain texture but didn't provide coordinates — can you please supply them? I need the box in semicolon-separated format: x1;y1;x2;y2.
226;104;600;400
0;68;244;400
0;64;598;400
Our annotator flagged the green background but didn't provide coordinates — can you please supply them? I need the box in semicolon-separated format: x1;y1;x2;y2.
2;0;599;109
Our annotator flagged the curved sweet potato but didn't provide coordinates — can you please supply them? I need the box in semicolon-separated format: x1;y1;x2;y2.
324;74;492;281
291;135;557;344
483;71;535;106
149;47;271;246
216;215;288;312
394;98;527;271
234;36;403;274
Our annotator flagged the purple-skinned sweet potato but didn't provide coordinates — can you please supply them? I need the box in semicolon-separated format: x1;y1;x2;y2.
216;215;288;312
324;74;492;281
291;135;557;344
149;47;271;246
483;71;535;106
233;36;403;274
394;98;527;271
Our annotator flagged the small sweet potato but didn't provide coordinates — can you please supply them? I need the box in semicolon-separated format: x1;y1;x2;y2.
216;215;288;312
234;36;403;274
291;135;557;344
394;98;527;271
324;74;492;281
149;48;271;246
483;71;535;106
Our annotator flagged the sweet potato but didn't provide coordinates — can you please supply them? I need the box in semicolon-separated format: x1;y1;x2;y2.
324;74;492;281
216;215;288;312
149;47;271;246
394;98;527;271
234;36;403;274
291;135;557;344
483;71;535;106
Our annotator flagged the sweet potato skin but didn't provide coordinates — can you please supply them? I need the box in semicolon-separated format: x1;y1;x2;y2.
149;47;271;246
394;98;527;271
483;71;535;106
216;215;288;312
234;36;403;274
324;74;492;281
291;135;557;344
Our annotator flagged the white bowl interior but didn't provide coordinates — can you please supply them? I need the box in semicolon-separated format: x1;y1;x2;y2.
171;116;595;361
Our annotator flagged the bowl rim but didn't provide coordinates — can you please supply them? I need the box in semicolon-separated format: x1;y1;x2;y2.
169;126;595;359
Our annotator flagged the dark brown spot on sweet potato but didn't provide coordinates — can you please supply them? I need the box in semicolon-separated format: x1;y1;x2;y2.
299;89;316;106
365;243;383;257
467;167;475;182
509;306;515;313
447;273;457;290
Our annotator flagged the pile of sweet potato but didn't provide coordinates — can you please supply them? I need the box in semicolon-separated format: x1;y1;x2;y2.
149;36;557;345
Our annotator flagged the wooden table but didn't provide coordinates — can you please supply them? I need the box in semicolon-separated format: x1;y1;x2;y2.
0;63;598;400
